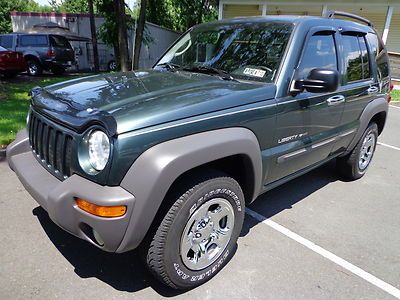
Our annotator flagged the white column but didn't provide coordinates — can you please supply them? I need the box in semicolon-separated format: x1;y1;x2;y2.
218;2;224;20
322;4;328;17
382;6;394;44
262;3;267;16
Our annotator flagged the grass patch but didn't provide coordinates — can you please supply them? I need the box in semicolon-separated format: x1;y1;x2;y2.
0;76;80;147
391;89;400;102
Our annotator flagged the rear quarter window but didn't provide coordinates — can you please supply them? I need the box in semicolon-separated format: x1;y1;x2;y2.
20;35;48;47
366;32;389;79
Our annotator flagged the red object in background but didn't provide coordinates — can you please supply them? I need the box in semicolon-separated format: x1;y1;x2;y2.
388;81;394;103
0;46;27;78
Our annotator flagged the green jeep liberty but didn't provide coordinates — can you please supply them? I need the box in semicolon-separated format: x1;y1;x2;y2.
7;12;392;289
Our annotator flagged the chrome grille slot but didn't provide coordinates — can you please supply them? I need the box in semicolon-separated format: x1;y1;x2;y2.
28;111;73;180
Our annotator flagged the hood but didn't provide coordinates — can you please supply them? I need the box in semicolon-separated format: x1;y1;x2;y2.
32;70;276;134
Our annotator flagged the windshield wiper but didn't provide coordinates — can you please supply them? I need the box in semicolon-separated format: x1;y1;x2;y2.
183;65;236;81
156;62;181;71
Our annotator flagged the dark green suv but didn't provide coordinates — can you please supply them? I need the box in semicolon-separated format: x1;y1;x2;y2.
7;12;391;290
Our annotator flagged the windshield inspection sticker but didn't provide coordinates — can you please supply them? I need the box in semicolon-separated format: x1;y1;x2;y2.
243;68;266;78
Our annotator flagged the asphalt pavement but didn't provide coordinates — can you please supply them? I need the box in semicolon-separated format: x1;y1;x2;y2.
0;106;399;299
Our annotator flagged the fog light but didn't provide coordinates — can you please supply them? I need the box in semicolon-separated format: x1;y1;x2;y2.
75;198;127;217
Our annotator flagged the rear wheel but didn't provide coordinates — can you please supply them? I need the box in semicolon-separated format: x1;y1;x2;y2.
27;59;42;76
337;122;378;180
145;172;245;289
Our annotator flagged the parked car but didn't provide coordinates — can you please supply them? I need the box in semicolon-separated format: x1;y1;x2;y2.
0;46;26;78
0;33;75;76
7;12;392;290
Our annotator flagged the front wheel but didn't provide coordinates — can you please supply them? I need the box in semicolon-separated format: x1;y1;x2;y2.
337;122;378;180
145;172;245;289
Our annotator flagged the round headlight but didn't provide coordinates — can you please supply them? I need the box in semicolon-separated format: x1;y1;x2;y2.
88;130;110;171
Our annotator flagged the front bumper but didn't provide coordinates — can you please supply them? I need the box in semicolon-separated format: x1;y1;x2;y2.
7;130;135;252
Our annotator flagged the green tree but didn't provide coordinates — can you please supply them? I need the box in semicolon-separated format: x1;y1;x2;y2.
60;0;89;13
173;0;218;31
0;0;50;34
146;0;218;32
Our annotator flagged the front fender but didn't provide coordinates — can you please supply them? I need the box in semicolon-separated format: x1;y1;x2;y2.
117;127;262;252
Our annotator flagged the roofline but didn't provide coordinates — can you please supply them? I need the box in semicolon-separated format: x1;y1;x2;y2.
10;11;103;18
10;11;182;34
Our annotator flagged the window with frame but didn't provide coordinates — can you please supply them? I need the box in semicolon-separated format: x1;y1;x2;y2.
20;35;48;47
298;32;338;79
342;34;370;83
0;35;13;49
366;32;389;78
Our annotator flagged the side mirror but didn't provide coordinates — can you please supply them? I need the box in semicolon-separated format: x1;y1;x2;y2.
292;68;339;94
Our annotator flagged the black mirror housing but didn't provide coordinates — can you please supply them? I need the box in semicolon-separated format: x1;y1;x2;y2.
293;68;339;94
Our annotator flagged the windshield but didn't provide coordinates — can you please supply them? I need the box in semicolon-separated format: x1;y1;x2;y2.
156;22;293;82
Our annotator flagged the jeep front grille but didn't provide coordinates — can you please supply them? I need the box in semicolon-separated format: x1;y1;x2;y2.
28;111;73;180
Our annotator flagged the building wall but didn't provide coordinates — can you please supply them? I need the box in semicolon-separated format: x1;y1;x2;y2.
224;4;262;19
387;9;400;52
10;12;181;71
219;1;400;53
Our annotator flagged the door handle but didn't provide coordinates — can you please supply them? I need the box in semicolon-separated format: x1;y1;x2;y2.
326;95;345;106
367;86;379;94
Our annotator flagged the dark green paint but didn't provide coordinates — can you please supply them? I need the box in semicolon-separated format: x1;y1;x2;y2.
28;16;390;190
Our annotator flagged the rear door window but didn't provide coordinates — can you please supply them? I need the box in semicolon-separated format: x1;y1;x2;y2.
298;33;338;79
342;34;371;83
358;36;370;79
20;35;48;47
0;35;13;49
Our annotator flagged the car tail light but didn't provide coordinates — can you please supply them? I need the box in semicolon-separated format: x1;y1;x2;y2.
47;50;56;57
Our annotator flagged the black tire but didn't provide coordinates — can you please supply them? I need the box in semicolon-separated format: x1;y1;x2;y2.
26;59;42;76
51;66;65;75
337;122;378;180
145;172;245;290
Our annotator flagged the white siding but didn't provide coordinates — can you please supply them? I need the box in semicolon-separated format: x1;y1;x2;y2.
386;8;400;53
223;4;262;19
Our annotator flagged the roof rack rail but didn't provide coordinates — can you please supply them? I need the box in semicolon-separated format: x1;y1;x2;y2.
323;10;374;27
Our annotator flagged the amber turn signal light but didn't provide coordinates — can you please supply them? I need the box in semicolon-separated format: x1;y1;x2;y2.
75;198;127;218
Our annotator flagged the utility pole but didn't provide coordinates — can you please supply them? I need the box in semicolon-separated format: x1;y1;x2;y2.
88;0;99;72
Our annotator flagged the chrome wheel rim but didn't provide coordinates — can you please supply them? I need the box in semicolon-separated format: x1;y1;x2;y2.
358;132;376;170
109;62;117;71
29;63;37;75
180;198;235;271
